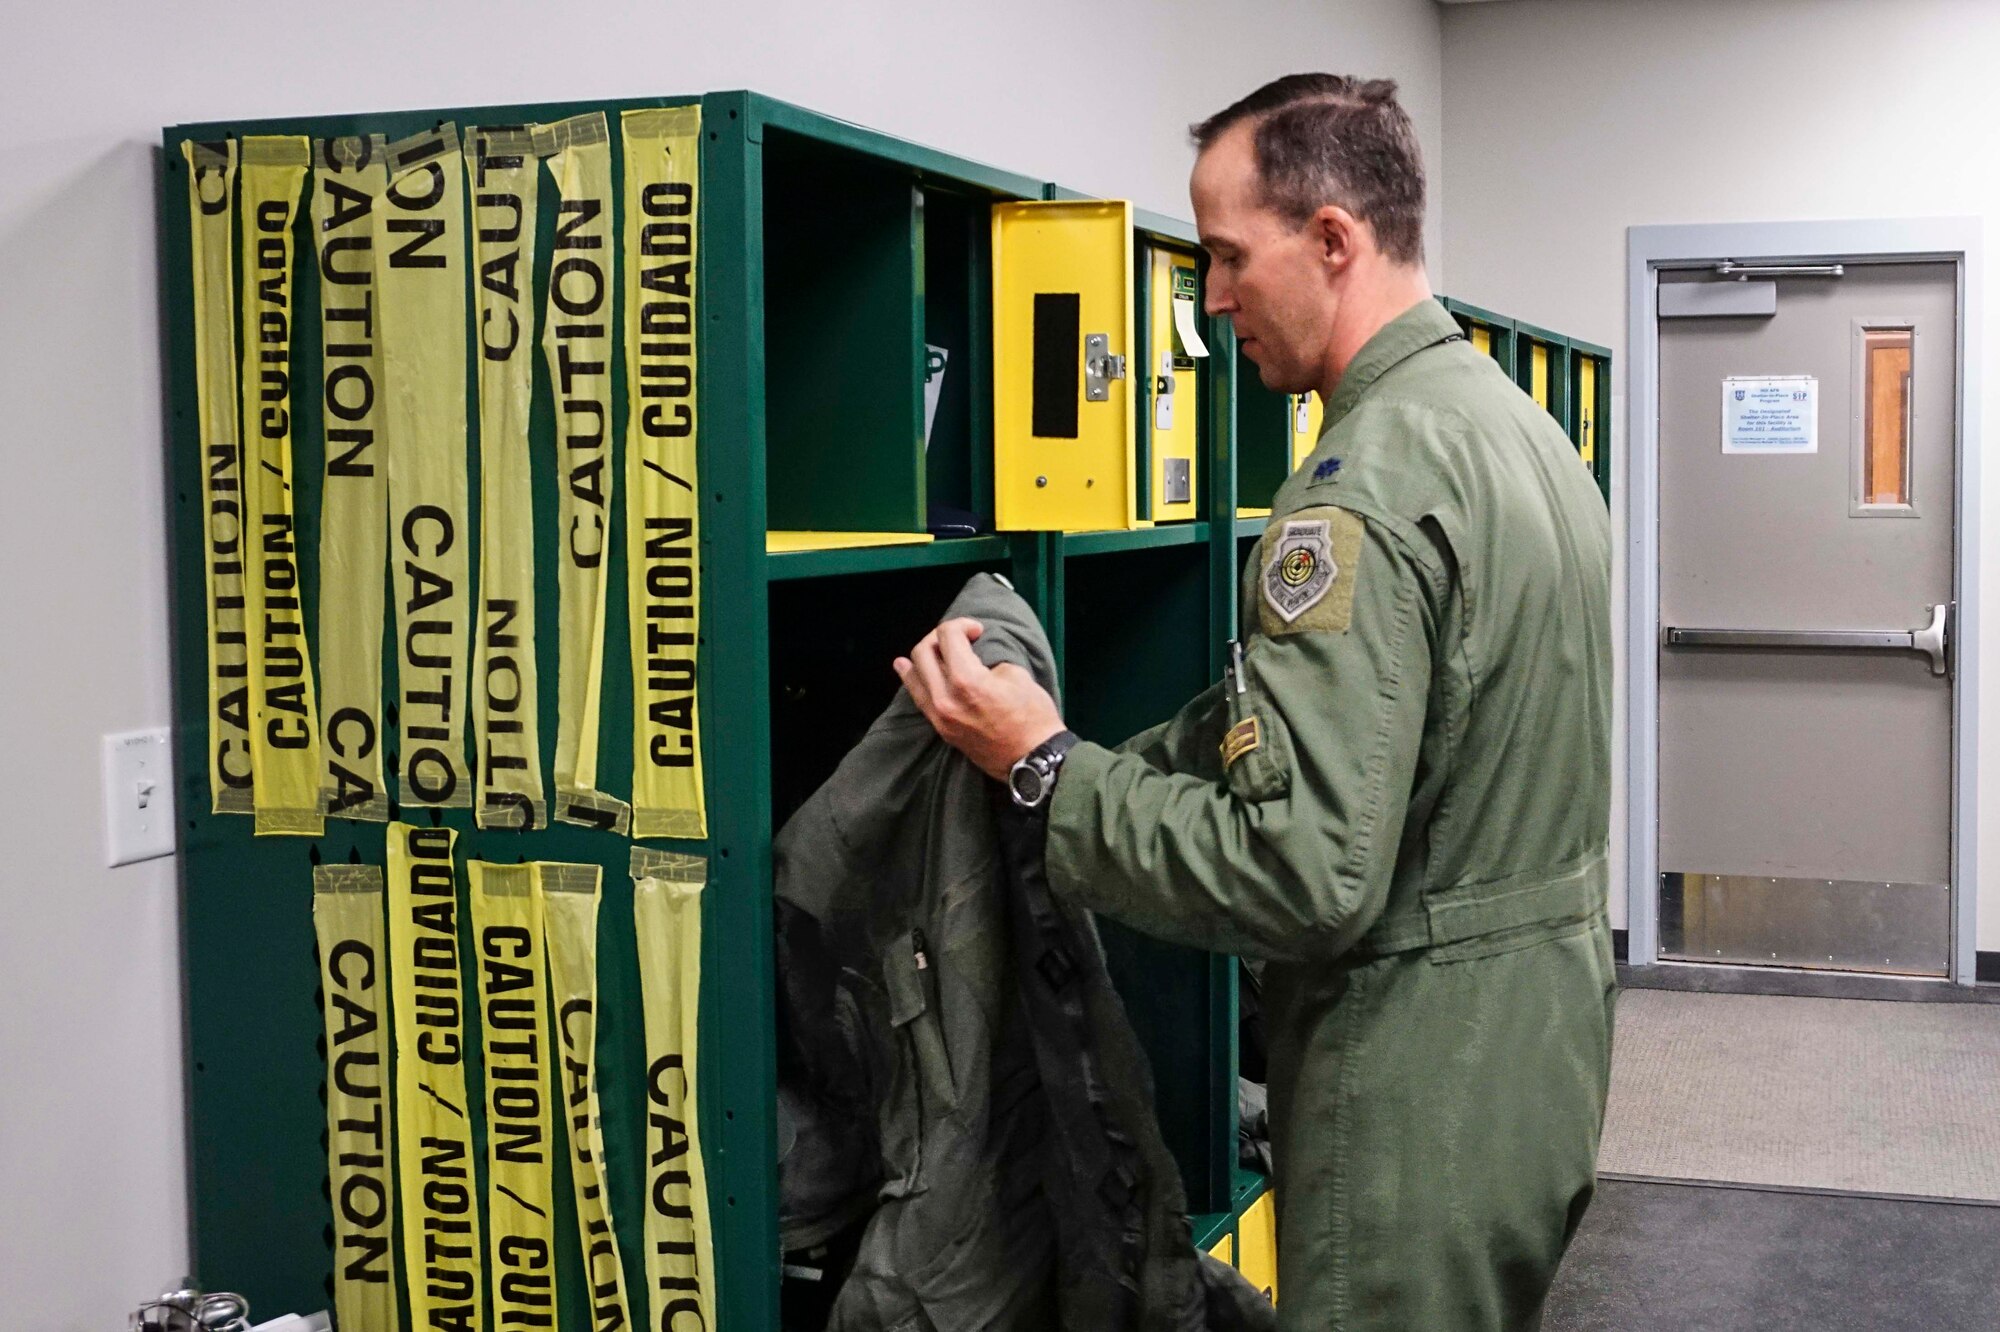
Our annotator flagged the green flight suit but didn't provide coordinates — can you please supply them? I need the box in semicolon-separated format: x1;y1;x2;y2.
1047;298;1616;1330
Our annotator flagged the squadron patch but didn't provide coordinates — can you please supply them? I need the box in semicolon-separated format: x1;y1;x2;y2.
1263;520;1336;622
1259;506;1366;635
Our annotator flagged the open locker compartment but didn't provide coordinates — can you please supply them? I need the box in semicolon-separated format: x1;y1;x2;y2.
920;185;994;532
759;114;1031;551
1059;539;1237;1212
765;558;1024;830
1135;228;1212;525
761;129;928;542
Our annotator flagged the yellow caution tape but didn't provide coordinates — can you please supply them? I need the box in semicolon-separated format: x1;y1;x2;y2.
386;822;483;1332
622;107;708;842
238;136;324;837
465;126;549;830
540;861;635;1331
181;140;254;815
469;861;559;1326
381;126;474;811
631;848;716;1330
312;864;401;1332
313;136;392;823
538;113;631;834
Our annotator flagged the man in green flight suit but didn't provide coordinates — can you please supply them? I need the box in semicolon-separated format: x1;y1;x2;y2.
896;74;1615;1330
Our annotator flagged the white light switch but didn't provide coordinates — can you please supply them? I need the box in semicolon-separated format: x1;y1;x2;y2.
103;728;177;867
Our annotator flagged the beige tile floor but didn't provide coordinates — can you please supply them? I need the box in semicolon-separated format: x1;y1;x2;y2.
1596;988;2000;1201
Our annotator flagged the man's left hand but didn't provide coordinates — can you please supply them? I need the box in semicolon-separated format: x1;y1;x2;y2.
894;617;1066;782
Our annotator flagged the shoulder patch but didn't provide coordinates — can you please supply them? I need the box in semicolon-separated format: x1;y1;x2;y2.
1260;506;1366;635
1311;456;1342;480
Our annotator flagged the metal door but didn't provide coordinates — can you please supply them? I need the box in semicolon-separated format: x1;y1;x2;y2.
1657;261;1957;975
991;200;1136;532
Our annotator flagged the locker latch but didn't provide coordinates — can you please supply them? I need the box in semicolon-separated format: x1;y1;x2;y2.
1155;350;1176;430
1085;333;1127;402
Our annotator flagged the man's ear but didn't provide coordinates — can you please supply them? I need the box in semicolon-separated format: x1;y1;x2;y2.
1314;205;1364;275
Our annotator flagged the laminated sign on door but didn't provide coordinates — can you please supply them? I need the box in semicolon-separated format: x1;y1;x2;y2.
1723;376;1819;454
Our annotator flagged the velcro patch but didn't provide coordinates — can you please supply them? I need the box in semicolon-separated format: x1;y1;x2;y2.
1220;716;1261;768
1259;506;1365;635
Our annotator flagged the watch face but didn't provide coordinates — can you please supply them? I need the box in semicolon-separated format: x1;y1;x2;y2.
1010;762;1044;806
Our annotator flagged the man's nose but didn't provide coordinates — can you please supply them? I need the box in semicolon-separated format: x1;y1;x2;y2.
1205;281;1235;317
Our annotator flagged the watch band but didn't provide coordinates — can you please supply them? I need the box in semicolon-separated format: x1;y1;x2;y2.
1009;729;1080;810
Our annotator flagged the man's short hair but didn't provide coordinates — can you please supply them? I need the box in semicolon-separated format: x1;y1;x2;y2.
1192;74;1426;265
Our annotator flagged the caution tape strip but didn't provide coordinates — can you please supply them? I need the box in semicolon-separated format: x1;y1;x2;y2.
387;823;483;1330
541;861;635;1330
470;861;560;1325
181;139;255;815
622;107;708;842
238;135;323;836
312;864;401;1332
313;135;392;822
539;113;631;835
632;847;717;1330
382;126;474;811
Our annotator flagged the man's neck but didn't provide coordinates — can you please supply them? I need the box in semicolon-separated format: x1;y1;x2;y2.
1315;264;1435;403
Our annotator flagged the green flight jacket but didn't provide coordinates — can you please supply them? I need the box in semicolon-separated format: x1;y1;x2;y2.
1047;298;1617;1330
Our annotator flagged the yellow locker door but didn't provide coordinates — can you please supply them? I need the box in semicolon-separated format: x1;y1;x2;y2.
1146;244;1203;522
1470;324;1492;358
993;200;1136;531
1288;391;1325;471
1238;1191;1278;1304
1530;342;1550;409
1207;1230;1236;1268
1578;355;1597;468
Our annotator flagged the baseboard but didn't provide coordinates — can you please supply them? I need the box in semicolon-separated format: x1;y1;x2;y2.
1619;961;2000;1004
1613;933;1996;987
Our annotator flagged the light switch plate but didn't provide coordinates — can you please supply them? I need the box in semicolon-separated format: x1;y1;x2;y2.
103;728;176;867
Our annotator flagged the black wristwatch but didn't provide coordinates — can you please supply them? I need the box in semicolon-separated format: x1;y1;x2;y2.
1008;730;1079;810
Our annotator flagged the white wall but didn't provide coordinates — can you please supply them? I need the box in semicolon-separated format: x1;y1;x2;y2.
1443;0;2000;949
0;4;1442;1326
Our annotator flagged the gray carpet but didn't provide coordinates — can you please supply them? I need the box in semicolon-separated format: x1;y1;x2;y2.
1544;1179;2000;1331
1598;989;2000;1201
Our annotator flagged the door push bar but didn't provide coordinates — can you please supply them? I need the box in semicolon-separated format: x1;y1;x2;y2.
1663;603;1951;677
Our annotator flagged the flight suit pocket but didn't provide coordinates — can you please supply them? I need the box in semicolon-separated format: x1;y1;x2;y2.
1220;673;1294;803
886;929;958;1113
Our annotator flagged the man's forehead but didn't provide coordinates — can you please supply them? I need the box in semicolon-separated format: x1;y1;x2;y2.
1191;125;1261;221
1192;124;1259;185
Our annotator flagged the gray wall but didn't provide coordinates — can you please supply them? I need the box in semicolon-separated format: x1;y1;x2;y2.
0;3;1442;1324
1442;0;2000;940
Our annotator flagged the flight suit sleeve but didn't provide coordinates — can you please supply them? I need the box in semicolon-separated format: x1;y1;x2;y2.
1046;507;1437;963
1113;680;1229;781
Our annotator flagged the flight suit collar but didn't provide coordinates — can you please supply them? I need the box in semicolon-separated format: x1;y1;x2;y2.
1320;297;1462;434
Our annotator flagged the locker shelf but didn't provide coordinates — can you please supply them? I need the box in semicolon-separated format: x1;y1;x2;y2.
766;532;1011;581
1062;521;1211;557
